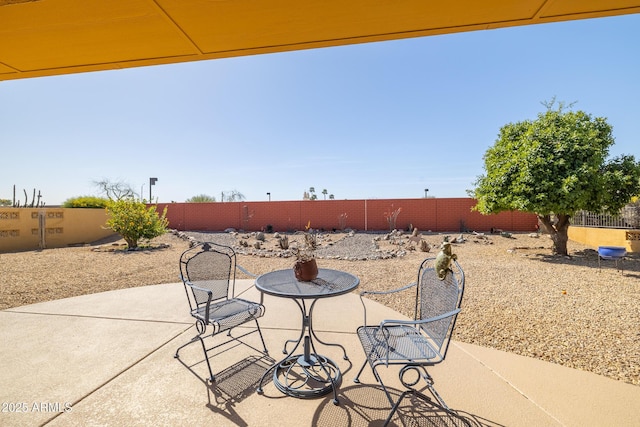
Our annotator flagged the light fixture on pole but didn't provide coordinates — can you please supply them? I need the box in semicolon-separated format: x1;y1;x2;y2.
267;192;271;201
424;188;429;198
149;177;158;202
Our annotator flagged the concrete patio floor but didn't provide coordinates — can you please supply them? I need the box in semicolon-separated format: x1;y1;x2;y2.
1;280;638;426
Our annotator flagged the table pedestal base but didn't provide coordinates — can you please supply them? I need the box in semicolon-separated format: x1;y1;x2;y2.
273;353;342;401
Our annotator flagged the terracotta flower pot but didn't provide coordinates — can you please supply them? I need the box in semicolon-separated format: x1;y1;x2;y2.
294;258;318;282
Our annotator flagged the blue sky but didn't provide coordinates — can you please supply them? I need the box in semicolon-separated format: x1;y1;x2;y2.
1;14;639;205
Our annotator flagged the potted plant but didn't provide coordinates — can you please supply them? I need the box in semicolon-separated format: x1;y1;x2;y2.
293;223;318;281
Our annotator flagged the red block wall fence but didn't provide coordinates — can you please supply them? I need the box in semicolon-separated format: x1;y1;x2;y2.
156;198;538;233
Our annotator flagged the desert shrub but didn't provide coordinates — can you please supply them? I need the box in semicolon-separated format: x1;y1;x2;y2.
63;196;109;208
105;199;168;249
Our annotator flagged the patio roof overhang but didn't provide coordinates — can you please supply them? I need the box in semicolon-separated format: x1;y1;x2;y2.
1;0;639;82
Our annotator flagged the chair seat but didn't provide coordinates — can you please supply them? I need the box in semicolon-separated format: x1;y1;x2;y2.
357;325;443;366
193;298;265;332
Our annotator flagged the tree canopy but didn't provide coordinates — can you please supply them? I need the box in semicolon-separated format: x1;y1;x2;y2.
471;102;640;255
93;179;136;201
186;194;216;203
220;190;245;202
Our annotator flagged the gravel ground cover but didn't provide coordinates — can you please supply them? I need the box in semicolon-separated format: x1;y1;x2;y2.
1;229;638;386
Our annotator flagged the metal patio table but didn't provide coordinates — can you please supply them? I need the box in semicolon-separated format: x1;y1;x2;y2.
255;268;359;405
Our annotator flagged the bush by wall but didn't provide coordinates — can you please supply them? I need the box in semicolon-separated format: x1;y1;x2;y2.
63;196;109;208
106;199;168;249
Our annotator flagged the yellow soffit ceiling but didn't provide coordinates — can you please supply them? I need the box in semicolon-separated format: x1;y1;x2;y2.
1;0;639;81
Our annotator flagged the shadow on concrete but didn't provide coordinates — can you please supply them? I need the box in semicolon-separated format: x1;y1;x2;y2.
312;383;504;427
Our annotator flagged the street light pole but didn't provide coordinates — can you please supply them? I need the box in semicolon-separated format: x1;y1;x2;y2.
267;192;271;201
424;188;429;198
149;177;158;202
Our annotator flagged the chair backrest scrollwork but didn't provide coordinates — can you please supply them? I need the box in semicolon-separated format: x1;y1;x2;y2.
179;242;236;307
417;258;465;352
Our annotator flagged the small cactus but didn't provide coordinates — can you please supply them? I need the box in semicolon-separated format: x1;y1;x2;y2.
278;235;289;249
420;240;430;252
256;231;265;241
254;241;262;249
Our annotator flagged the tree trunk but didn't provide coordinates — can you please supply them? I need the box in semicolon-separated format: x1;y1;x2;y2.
125;237;138;250
537;214;571;256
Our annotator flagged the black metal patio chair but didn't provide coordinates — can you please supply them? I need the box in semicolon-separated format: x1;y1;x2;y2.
354;257;465;426
175;241;268;382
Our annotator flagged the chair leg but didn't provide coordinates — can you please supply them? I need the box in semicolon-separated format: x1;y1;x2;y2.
175;319;208;359
174;334;201;358
417;365;449;410
255;320;269;354
175;333;215;382
198;336;215;382
354;360;456;423
176;320;267;384
353;360;396;407
374;365;397;407
353;359;368;384
384;390;412;427
425;380;448;410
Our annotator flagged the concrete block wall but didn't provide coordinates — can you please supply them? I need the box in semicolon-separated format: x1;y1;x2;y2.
568;226;640;253
0;208;115;252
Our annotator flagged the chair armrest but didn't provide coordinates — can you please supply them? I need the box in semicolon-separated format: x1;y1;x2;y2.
232;265;262;303
236;264;257;278
360;281;416;297
379;308;461;329
359;282;417;326
185;281;213;323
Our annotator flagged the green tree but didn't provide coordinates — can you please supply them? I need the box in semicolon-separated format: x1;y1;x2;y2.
186;194;216;203
105;199;168;249
471;102;640;255
0;198;11;206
